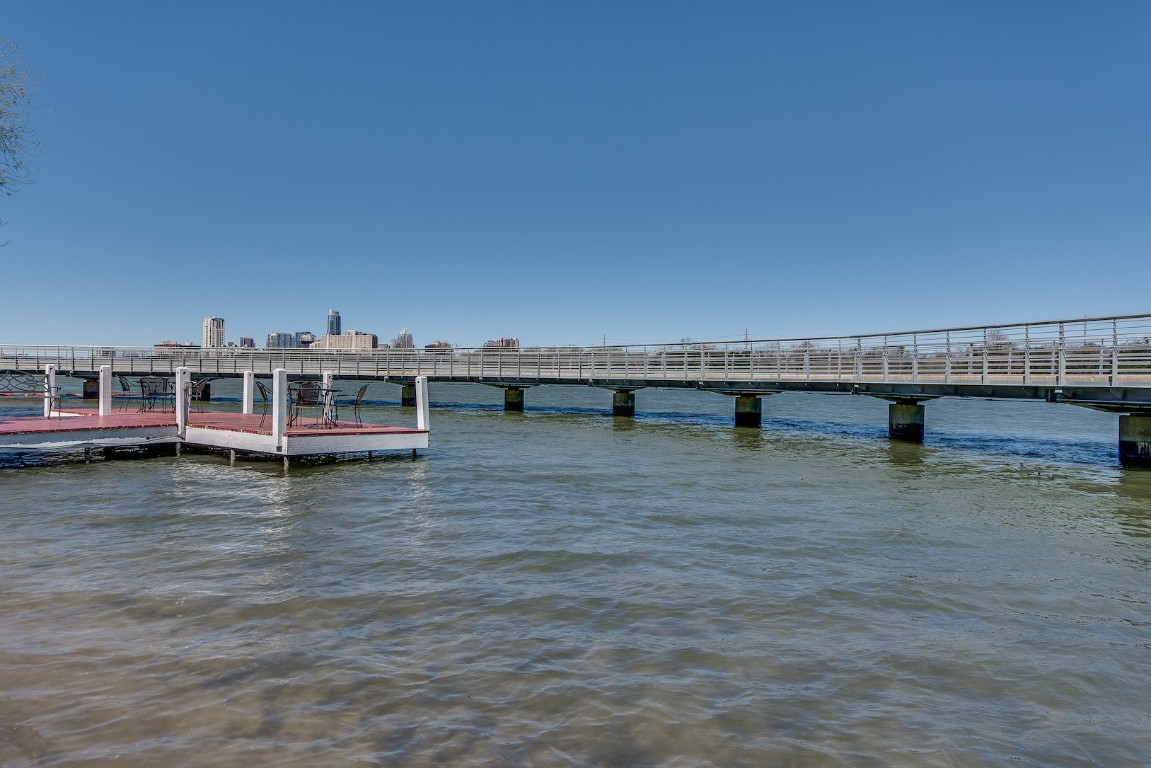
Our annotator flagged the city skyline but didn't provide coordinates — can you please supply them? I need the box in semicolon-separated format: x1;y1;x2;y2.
2;3;1149;347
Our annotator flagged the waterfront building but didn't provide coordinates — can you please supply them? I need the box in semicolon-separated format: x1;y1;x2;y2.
311;330;378;350
266;332;295;349
202;317;225;348
328;310;341;336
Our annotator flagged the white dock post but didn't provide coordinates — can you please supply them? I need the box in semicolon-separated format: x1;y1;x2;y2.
416;375;430;431
272;368;288;451
175;367;190;438
44;364;56;417
98;365;113;416
322;371;334;423
242;371;255;415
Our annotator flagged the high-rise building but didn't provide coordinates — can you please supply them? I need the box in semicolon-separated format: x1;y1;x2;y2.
391;327;415;348
311;330;378;350
295;331;316;348
266;332;295;349
327;309;341;336
238;337;255;348
202;317;225;348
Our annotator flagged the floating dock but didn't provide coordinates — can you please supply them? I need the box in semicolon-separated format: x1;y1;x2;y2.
0;368;430;467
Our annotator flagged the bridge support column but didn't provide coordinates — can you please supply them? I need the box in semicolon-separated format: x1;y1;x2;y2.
1119;415;1151;468
613;390;636;417
401;383;416;407
504;387;525;412
889;401;926;442
82;378;100;399
734;395;761;428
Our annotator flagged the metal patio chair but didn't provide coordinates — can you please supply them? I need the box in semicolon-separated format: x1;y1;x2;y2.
289;381;327;427
334;384;369;426
255;381;271;426
187;379;212;412
140;376;176;412
117;375;135;410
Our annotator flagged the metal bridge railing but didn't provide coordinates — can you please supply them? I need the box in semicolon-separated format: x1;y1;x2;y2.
3;313;1151;388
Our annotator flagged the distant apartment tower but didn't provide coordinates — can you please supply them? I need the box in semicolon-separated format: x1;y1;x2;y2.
391;327;415;348
311;330;378;350
202;317;225;348
238;337;255;348
266;332;295;349
327;309;341;336
295;331;316;348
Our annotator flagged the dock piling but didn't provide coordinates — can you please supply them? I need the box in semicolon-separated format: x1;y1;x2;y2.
504;387;525;412
734;395;762;428
889;401;926;442
613;389;636;417
1119;415;1151;468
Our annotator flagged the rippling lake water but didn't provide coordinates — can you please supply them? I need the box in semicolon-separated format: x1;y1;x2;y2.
2;383;1149;766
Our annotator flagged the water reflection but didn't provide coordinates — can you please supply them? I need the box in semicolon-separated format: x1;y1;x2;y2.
730;426;764;452
886;440;925;467
1114;469;1151;539
610;416;637;433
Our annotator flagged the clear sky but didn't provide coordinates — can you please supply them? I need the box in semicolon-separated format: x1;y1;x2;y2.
2;1;1149;348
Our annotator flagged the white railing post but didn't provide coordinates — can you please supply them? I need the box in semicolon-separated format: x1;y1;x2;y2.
242;371;255;415
981;329;989;384
912;335;919;383
416;375;430;431
1058;323;1067;386
322;370;335;423
945;332;952;384
43;364;56;417
272;368;288;450
98;365;113;416
1024;326;1031;385
175;366;190;437
1112;319;1120;385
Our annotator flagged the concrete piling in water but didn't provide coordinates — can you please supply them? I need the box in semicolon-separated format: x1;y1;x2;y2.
734;395;762;428
401;383;416;407
82;378;99;399
613;390;636;417
889;401;926;442
1119;415;1151;468
504;387;525;412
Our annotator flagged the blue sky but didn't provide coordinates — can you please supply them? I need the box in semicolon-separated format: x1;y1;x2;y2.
2;1;1148;347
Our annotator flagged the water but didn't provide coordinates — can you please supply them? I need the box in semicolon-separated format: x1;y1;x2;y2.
2;383;1150;766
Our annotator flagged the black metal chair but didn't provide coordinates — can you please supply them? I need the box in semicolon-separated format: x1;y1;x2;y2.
140;376;175;412
117;375;135;410
289;382;326;427
334;384;369;426
255;381;271;426
187;379;212;412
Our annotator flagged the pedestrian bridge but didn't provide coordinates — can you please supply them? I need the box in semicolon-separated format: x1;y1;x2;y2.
4;313;1151;464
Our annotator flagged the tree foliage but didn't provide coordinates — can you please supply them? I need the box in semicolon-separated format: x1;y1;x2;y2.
0;39;38;220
